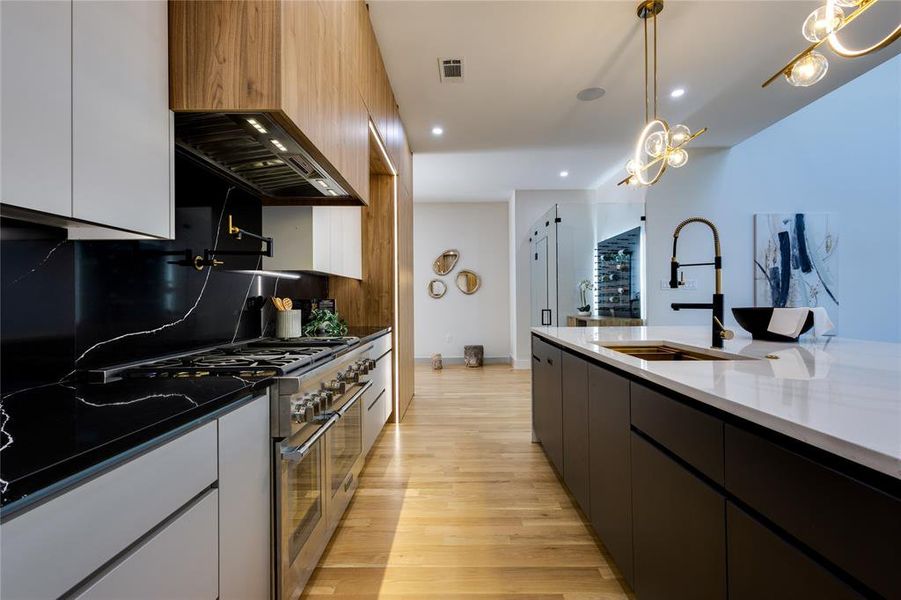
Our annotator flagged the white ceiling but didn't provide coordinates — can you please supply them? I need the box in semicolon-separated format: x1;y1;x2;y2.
368;0;901;202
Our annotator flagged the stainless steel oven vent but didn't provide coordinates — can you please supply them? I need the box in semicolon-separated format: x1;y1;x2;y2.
174;113;348;201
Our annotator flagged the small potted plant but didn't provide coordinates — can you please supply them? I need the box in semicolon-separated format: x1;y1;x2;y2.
577;279;594;316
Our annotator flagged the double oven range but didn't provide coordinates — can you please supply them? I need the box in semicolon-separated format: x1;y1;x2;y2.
99;335;378;599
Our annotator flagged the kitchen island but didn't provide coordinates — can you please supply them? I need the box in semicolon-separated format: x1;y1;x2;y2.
531;326;899;600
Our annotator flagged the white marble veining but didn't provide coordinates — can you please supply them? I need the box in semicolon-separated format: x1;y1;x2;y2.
532;326;901;479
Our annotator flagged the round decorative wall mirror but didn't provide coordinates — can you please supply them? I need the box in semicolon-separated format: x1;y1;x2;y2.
427;279;447;299
433;250;460;276
455;270;481;295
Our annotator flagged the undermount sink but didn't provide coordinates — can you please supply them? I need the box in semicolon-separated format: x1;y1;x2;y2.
590;342;752;362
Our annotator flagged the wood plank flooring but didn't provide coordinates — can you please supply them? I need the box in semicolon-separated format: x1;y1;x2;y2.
303;364;634;599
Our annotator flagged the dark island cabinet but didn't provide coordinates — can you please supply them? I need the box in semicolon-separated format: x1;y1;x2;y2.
532;336;563;475
726;502;862;600
529;334;898;600
631;432;727;600
588;363;634;586
562;351;590;514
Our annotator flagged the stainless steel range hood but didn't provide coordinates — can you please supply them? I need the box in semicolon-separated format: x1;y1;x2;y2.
174;113;351;203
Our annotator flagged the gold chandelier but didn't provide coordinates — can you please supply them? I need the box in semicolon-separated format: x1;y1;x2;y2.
763;0;901;88
619;1;706;187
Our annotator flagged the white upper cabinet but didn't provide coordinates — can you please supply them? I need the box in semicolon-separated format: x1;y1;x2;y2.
0;0;172;239
262;205;363;280
72;0;172;239
0;0;73;216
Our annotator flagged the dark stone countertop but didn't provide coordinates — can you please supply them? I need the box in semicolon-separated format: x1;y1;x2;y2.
0;376;270;517
346;326;391;345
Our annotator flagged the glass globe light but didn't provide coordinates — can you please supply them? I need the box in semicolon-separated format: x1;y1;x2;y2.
644;131;667;158
626;159;637;175
669;124;691;147
785;51;829;87
802;5;844;42
666;148;688;168
627;175;640;186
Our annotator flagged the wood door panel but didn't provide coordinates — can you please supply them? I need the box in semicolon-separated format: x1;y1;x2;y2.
169;0;280;111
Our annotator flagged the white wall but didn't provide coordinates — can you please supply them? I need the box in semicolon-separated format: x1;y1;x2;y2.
644;56;901;342
413;202;511;361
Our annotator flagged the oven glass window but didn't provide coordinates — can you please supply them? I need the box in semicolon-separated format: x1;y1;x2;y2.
286;443;322;564
331;399;362;496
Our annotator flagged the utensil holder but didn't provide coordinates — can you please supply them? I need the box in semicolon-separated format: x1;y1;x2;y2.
276;309;304;339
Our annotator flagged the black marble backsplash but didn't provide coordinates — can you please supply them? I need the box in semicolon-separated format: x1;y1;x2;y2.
1;156;328;395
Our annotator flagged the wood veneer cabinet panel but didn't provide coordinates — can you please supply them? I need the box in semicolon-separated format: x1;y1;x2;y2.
169;0;280;111
281;0;338;168
395;180;415;422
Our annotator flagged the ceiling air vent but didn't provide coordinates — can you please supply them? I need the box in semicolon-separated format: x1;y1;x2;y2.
438;58;464;82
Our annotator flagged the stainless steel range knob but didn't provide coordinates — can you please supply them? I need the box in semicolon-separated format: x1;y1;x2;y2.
351;361;369;375
340;370;360;383
307;396;322;415
291;402;314;423
366;359;377;370
319;390;335;407
322;379;346;394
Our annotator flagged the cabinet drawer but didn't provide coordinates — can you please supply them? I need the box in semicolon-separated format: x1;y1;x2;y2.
363;390;388;456
370;330;392;360
74;489;218;599
562;351;590;514
0;421;217;599
632;432;726;600
725;425;900;598
727;502;860;600
631;382;724;483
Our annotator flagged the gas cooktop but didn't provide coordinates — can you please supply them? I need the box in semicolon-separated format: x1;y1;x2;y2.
121;345;336;379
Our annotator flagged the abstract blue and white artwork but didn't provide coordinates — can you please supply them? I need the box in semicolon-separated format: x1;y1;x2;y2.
754;213;839;330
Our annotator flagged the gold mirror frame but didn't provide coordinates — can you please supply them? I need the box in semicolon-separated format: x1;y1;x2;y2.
455;270;481;295
433;249;460;276
427;279;447;299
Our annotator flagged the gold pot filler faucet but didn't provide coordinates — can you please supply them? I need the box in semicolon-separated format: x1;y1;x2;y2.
669;217;734;349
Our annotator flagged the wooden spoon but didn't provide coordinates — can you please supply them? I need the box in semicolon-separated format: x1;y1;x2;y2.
282;298;293;311
272;297;285;311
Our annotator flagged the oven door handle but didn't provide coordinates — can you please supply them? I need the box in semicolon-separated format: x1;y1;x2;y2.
337;380;373;416
281;414;339;462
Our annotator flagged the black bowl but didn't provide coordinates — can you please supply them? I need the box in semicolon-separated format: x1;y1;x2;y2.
731;307;814;342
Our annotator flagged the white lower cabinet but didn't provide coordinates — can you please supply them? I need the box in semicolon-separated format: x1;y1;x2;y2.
74;490;219;600
363;339;393;456
0;393;273;599
218;395;271;600
0;422;218;599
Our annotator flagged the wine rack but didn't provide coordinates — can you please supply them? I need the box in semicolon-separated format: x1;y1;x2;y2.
595;227;641;318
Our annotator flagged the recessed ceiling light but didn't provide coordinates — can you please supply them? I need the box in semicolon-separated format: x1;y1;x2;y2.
559;170;569;178
431;126;444;136
576;87;606;101
670;88;685;98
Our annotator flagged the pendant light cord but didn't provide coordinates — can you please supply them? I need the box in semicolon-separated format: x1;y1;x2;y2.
653;7;658;120
643;16;649;124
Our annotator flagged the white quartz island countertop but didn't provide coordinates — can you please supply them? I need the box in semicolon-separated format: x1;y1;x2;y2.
531;326;901;479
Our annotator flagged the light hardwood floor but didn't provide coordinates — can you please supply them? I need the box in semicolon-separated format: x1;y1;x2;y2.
303;364;634;599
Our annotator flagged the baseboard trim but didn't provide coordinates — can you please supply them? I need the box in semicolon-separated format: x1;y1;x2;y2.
415;356;512;366
512;358;531;370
